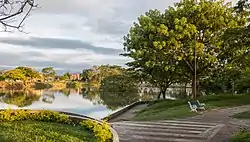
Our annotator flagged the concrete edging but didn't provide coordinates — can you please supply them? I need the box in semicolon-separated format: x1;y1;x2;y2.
0;109;119;142
102;101;150;121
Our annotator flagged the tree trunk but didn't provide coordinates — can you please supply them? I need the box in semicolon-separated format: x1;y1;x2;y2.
162;89;166;99
184;82;188;96
192;75;201;98
197;80;200;97
157;91;162;100
192;75;196;99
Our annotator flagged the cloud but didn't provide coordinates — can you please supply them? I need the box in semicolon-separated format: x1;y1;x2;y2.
0;44;128;74
35;0;177;36
0;0;177;73
0;36;122;55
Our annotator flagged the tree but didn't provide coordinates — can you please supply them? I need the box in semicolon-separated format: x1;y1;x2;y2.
41;67;56;81
0;0;37;31
2;69;26;81
59;72;70;81
99;71;141;110
123;0;248;98
81;69;92;82
87;65;123;88
16;66;41;79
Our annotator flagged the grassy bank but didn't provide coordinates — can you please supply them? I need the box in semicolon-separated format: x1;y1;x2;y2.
0;121;97;142
132;94;250;121
231;111;250;142
232;110;250;119
230;129;250;142
0;109;113;142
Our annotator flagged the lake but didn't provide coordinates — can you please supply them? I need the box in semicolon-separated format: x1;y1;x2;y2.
0;87;186;119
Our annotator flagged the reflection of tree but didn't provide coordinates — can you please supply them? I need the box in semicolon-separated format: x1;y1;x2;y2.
2;91;41;107
99;73;141;110
100;92;140;110
83;88;102;105
58;88;70;96
42;93;55;104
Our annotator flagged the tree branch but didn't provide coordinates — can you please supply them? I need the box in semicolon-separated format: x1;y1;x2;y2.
0;0;38;31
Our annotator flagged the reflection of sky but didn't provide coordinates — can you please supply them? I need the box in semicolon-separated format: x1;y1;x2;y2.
0;91;113;119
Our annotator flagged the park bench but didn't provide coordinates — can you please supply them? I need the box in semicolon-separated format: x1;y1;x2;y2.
188;100;206;112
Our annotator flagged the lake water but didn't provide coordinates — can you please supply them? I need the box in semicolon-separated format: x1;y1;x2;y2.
0;88;157;119
0;87;186;119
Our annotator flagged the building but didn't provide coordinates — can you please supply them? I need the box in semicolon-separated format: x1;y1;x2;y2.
70;73;81;81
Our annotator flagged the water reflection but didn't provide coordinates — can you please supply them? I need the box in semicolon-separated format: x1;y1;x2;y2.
0;86;187;119
0;90;41;107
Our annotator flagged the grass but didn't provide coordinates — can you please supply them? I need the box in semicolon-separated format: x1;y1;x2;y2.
230;129;250;142
132;94;250;121
232;110;250;119
0;121;98;142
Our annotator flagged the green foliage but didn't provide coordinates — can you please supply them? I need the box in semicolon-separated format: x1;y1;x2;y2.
0;109;71;124
66;81;82;88
59;72;70;81
16;66;41;79
3;69;26;81
123;0;249;98
0;109;112;142
230;129;250;142
99;70;141;110
100;70;139;92
80;119;112;142
42;67;56;78
86;65;124;88
133;94;250;121
2;91;41;107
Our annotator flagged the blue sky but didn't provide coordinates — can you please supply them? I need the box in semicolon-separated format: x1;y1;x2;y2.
1;0;236;74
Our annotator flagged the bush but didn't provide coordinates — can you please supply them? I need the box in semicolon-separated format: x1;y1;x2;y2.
80;119;112;142
0;109;71;124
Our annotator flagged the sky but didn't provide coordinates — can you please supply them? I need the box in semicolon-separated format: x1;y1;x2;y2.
0;0;178;74
0;0;235;74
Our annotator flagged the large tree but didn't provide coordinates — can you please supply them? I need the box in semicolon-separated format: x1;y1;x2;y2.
0;0;37;31
41;67;56;82
123;0;248;98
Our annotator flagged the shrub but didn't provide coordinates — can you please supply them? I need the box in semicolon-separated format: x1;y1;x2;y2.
0;109;71;124
80;119;112;142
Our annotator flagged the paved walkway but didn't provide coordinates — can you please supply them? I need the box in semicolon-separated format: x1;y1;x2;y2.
179;105;250;142
111;120;224;142
110;105;250;142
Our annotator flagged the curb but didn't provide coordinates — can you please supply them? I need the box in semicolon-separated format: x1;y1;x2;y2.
102;101;150;122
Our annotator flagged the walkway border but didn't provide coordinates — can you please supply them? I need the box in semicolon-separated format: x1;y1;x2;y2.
102;101;150;121
101;99;174;122
0;109;119;142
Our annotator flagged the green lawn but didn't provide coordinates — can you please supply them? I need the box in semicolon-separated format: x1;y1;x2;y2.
0;121;98;142
232;110;250;119
230;129;250;142
132;94;250;121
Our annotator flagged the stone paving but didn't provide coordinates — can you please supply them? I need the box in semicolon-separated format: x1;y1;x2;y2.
110;105;250;142
111;120;224;142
